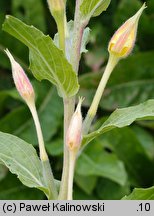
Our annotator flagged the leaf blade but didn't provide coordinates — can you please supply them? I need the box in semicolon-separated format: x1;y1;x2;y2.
83;99;154;145
101;127;154;187
3;15;79;97
80;0;111;21
123;186;154;200
0;131;48;195
77;141;127;186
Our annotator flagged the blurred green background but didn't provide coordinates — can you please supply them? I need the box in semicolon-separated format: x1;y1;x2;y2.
0;0;154;200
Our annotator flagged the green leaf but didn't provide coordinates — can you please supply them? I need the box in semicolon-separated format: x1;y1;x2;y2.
101;127;154;187
74;174;97;195
83;100;154;146
0;9;28;70
73;185;97;200
16;88;63;145
101;80;154;110
138;120;154;130
92;0;111;17
80;0;111;21
0;131;48;196
0;106;30;134
96;178;130;200
12;0;46;32
76;141;127;186
46;139;63;156
0;164;8;181
1;0;45;70
79;52;154;110
0;90;19;114
0;86;63;146
54;21;90;63
3;15;79;97
0;172;44;200
123;186;154;200
132;126;154;160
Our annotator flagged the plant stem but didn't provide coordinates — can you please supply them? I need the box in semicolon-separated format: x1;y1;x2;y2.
83;55;119;135
55;3;75;200
28;102;48;161
56;4;72;200
71;0;85;73
28;101;58;199
58;97;75;199
59;0;85;200
67;150;76;200
59;0;84;200
42;160;58;200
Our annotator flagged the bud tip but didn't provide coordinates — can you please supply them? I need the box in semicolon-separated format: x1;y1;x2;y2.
66;97;84;152
5;49;35;105
108;3;146;59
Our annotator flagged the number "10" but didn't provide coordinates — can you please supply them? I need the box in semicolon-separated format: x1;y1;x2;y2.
139;203;150;212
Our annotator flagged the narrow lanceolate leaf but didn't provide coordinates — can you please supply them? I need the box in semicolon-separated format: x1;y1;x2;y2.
0;132;48;196
3;15;79;98
83;99;154;146
122;186;154;200
80;0;111;21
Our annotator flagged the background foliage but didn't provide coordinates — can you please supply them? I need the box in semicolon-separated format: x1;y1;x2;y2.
0;0;154;199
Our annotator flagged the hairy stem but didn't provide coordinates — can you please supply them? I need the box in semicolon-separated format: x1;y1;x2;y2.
59;0;85;200
83;55;119;134
60;0;85;200
58;98;75;199
71;0;85;73
67;150;76;200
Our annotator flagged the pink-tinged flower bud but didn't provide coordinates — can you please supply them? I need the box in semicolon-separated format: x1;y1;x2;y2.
108;3;146;58
5;49;35;104
66;97;84;151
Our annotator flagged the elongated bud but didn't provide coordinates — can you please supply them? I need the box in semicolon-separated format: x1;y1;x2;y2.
47;0;66;50
108;3;146;58
47;0;65;16
5;49;35;105
66;97;84;151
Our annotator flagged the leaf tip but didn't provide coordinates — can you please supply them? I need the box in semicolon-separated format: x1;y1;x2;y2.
5;15;10;20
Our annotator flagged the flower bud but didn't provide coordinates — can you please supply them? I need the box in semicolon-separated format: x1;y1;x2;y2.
108;3;146;58
66;97;84;151
5;49;35;104
47;0;65;14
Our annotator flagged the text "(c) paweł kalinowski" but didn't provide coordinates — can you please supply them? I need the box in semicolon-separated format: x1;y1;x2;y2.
19;202;105;212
